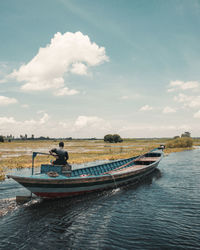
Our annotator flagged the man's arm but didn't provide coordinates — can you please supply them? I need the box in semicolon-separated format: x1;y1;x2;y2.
65;151;69;161
49;148;58;158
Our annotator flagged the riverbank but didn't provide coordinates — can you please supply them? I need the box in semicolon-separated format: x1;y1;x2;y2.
0;139;199;181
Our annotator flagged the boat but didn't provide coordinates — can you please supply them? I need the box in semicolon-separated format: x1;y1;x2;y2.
7;146;164;198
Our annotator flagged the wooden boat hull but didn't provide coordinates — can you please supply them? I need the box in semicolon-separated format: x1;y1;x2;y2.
7;148;163;198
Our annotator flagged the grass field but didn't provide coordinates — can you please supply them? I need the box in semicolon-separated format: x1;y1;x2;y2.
0;138;199;180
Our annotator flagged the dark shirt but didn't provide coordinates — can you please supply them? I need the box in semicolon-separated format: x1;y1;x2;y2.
51;147;69;165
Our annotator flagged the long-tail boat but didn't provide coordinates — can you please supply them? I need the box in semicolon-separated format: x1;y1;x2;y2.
7;146;164;198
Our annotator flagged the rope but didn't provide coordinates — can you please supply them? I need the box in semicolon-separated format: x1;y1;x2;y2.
108;173;118;189
47;171;59;177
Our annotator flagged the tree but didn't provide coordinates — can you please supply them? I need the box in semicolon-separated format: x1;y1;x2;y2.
181;132;191;138
104;134;123;143
104;134;114;143
173;136;180;139
0;135;4;142
113;134;123;143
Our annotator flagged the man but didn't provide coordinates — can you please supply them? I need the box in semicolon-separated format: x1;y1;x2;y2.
49;141;69;165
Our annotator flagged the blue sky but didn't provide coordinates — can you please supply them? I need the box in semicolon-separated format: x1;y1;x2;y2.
1;0;200;138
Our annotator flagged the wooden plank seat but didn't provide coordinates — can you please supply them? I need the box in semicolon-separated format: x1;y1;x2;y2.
107;165;145;174
136;157;159;162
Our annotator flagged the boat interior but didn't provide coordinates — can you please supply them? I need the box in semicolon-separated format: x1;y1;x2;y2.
40;151;162;177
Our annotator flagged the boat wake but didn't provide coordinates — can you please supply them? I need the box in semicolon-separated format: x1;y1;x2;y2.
0;197;41;217
111;188;121;194
0;197;18;217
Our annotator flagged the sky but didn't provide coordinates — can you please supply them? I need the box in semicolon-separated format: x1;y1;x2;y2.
0;0;200;138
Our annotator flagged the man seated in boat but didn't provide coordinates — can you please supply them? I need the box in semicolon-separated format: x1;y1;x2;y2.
49;142;71;176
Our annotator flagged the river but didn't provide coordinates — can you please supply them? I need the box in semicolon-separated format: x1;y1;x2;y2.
0;149;200;249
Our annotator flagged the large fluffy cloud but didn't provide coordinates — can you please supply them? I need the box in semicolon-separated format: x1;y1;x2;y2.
8;31;108;95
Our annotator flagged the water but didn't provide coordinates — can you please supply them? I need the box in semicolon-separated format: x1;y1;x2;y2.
0;149;200;249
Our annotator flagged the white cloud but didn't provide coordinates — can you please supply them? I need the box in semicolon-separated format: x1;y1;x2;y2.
74;115;110;130
59;115;111;133
0;112;198;138
174;93;200;108
58;121;72;129
21;104;29;108
120;95;129;100
194;110;200;118
54;87;79;96
162;106;176;114
0;62;10;82
168;80;200;92
34;111;50;124
70;62;87;75
120;94;141;100
39;113;50;124
58;115;112;137
0;113;49;126
0;116;16;124
0;79;7;83
0;113;112;137
139;105;153;111
0;113;50;136
7;31;108;94
0;96;18;106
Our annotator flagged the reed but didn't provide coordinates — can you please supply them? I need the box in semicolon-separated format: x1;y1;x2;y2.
0;138;199;181
166;137;193;148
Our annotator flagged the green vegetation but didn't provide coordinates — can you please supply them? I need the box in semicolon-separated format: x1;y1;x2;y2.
166;137;193;148
181;131;191;138
104;134;123;143
0;136;4;142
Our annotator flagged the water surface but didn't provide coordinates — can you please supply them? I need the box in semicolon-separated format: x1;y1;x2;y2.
0;149;200;249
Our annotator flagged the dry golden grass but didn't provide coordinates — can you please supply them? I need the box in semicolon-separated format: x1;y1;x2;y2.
0;138;199;180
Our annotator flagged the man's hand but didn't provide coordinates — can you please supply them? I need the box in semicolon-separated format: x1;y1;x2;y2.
49;151;58;159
